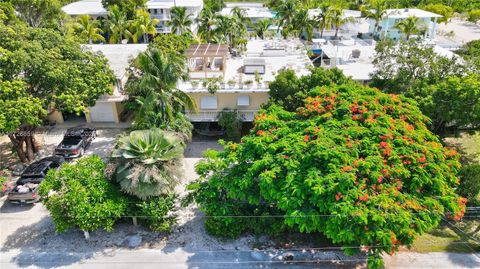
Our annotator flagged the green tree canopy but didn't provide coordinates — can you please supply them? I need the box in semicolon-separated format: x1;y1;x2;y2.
9;0;65;28
190;83;466;268
0;15;115;162
39;155;128;233
102;0;146;19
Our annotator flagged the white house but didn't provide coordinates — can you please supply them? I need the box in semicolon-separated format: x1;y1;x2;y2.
146;0;203;33
368;8;442;40
220;3;275;31
61;0;107;18
308;9;362;39
85;44;148;123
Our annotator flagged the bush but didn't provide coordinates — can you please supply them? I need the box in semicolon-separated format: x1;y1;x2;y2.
457;164;480;206
112;129;184;200
127;194;177;232
39;155;128;233
217;109;243;141
189;83;466;268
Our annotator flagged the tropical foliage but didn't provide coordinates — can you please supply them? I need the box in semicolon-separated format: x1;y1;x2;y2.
217;109;243;141
150;33;194;54
74;15;105;44
189;83;466;268
107;5;132;44
168;6;193;35
456;40;480;69
371;39;479;133
39;155;128;233
130;9;159;43
0;13;115;162
112;129;185;200
423;3;454;24
457;164;480;206
394;16;425;40
361;0;389;37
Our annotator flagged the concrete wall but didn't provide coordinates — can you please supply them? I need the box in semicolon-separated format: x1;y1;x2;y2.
188;92;269;111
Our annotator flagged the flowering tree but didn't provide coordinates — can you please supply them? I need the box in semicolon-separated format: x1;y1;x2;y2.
190;84;466;268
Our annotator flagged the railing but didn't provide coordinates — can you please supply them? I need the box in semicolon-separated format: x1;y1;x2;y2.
185;110;258;122
150;14;171;20
155;26;171;33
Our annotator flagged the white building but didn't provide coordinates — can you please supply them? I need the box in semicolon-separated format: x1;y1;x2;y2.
146;0;203;33
308;9;362;39
179;39;312;122
85;44;148;123
61;0;107;18
368;8;442;40
220;3;275;31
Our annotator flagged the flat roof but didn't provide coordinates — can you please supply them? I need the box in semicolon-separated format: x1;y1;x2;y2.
84;44;148;79
337;63;375;81
220;7;274;18
62;0;107;16
244;58;266;66
146;0;203;9
385;8;442;19
308;9;361;19
185;44;229;58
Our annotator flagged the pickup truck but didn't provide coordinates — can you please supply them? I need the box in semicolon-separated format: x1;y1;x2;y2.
8;156;65;204
54;126;96;158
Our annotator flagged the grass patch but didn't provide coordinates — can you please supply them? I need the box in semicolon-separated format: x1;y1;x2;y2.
411;221;480;253
444;131;480;163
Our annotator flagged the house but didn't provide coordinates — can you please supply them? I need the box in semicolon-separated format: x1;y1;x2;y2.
61;0;107;18
48;44;148;124
368;8;442;40
220;3;276;31
146;0;203;33
179;39;312;122
307;9;362;39
85;44;148;123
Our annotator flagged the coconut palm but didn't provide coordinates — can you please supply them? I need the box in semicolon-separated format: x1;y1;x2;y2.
292;8;318;41
197;8;218;42
314;2;331;38
130;9;159;43
361;0;388;38
274;0;297;38
107;5;132;44
326;7;354;39
112;129;185;200
231;6;247;21
251;19;272;39
74;15;105;44
394;16;423;40
134;47;196;123
167;6;193;35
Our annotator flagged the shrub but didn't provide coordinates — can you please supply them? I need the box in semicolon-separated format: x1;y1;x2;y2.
127;194;177;232
112;129;184;200
39;155;127;233
217;109;243;141
189;83;466;268
457;164;480;206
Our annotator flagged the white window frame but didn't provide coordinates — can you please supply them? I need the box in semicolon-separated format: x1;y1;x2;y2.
200;96;218;109
237;96;250;107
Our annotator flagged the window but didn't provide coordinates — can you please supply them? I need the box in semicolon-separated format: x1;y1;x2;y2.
200;96;218;109
237;96;250;106
153;9;158;14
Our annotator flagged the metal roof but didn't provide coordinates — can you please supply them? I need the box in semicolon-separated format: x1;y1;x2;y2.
185;44;229;57
61;0;107;16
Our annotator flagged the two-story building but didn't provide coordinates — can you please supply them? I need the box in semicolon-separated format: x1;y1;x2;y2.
179;39;312;122
146;0;203;33
368;8;442;40
220;3;276;32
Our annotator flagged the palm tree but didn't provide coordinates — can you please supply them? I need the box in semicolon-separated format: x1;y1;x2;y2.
107;5;132;44
112;129;185;200
361;0;388;38
74;15;105;44
167;6;193;35
274;0;297;38
251;19;272;39
197;8;218;42
326;7;354;39
134;47;196;123
292;8;318;41
231;6;247;21
394;16;423;40
314;2;331;38
130;9;159;43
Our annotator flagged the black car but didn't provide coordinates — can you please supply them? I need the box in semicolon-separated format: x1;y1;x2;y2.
54;126;96;158
8;156;65;204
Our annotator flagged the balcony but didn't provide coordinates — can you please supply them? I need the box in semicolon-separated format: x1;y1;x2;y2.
155;26;172;33
185;110;258;122
150;13;171;20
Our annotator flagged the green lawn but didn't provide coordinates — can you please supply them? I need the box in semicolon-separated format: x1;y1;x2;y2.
411;222;480;253
444;131;480;163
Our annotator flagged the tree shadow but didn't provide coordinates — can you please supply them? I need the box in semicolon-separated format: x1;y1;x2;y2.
0;216;162;269
444;220;480;267
0;200;35;213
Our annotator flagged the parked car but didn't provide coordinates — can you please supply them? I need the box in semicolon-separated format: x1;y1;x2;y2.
54;126;96;158
8;156;65;204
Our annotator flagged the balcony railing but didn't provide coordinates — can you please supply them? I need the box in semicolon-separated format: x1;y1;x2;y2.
185;110;258;122
155;26;172;33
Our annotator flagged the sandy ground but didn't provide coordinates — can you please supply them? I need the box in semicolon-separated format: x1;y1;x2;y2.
437;19;480;45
